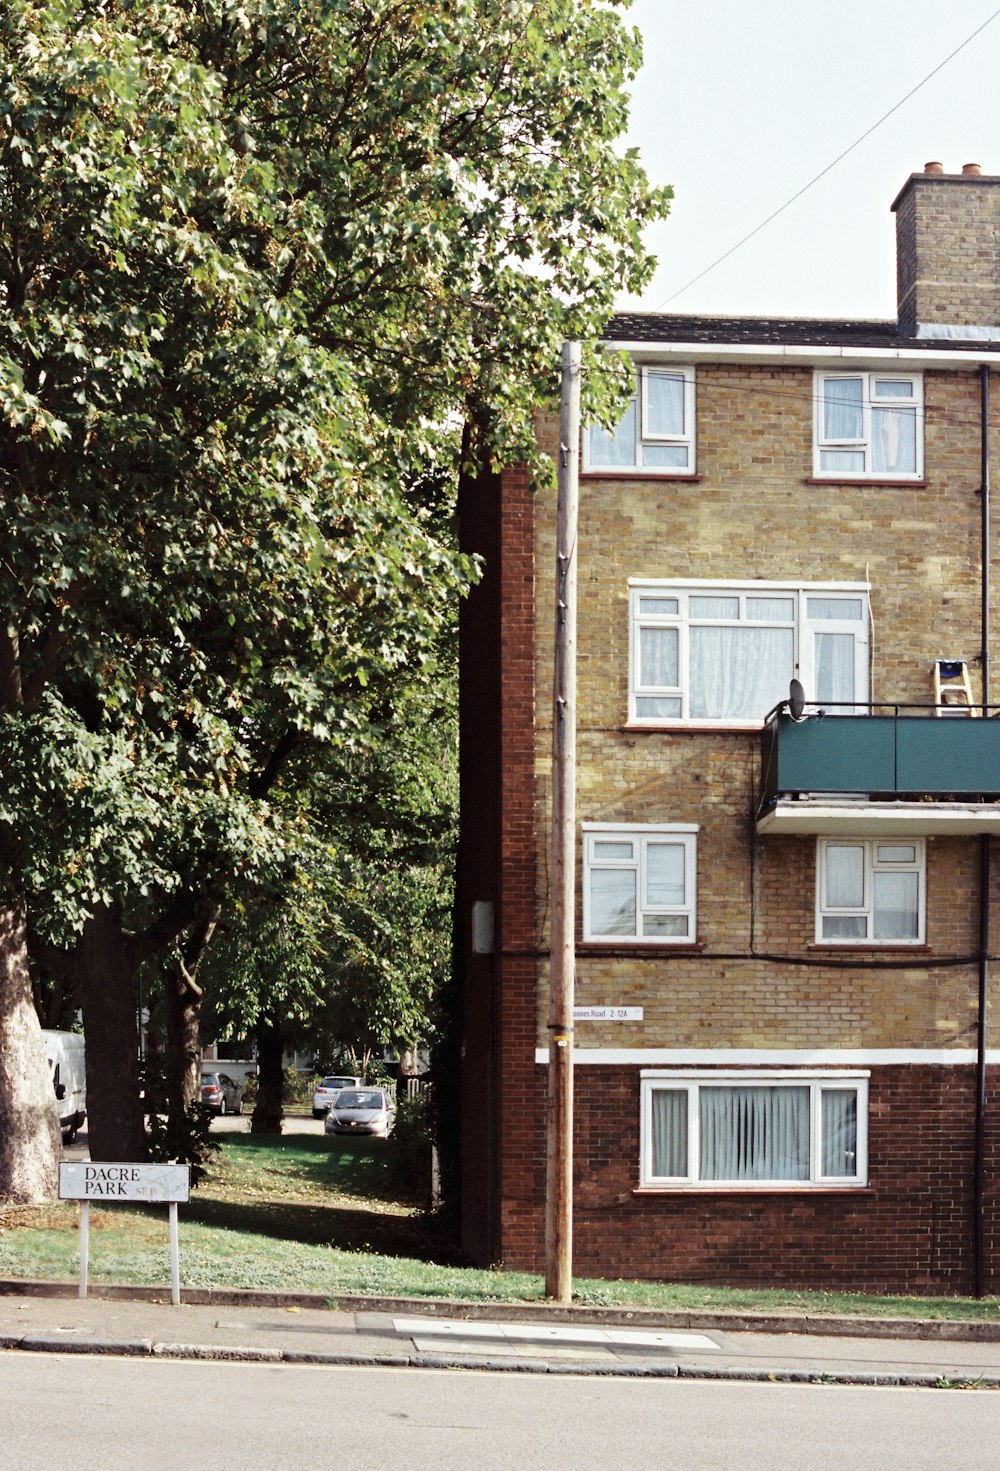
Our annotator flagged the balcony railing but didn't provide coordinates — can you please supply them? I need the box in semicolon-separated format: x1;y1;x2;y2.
758;703;1000;822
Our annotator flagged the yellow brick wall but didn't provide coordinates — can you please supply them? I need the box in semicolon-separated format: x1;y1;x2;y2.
531;364;1000;1052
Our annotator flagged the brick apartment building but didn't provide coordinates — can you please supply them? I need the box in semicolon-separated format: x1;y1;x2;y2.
457;163;1000;1293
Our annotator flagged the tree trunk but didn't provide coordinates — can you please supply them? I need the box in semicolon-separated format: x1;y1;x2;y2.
163;958;202;1131
397;1043;420;1077
0;901;60;1201
77;902;146;1162
251;1018;284;1134
161;902;220;1133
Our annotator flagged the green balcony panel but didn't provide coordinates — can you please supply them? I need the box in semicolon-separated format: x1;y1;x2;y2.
896;718;1000;793
764;717;896;795
760;713;1000;803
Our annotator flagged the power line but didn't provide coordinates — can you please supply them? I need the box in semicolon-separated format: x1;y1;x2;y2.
660;6;1000;308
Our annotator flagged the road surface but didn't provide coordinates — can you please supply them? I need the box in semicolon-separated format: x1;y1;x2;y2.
2;1353;996;1471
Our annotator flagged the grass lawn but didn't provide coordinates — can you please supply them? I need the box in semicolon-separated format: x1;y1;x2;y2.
2;1127;999;1322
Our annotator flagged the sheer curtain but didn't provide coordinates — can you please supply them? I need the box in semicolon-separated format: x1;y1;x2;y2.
639;626;678;688
699;1086;809;1181
872;407;915;472
823;378;863;439
589;868;636;936
690;626;792;720
821;1089;858;1177
814;632;856;705
873;870;918;939
823;845;867;939
651;1089;688;1177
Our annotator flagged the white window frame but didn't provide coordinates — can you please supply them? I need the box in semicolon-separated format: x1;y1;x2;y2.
628;578;870;728
813;371;923;480
583;823;697;945
816;838;926;945
583;366;696;475
639;1070;869;1189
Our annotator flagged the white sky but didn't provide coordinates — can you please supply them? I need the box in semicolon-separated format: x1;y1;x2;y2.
618;0;1000;320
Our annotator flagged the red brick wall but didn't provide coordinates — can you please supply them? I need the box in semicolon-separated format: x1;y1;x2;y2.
458;459;540;1265
498;1062;1000;1295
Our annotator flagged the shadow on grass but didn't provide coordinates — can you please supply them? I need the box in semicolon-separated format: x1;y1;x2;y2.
221;1134;396;1201
189;1133;462;1264
183;1193;465;1265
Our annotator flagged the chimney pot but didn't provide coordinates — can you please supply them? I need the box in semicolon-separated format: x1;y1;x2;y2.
962;162;983;175
924;161;944;174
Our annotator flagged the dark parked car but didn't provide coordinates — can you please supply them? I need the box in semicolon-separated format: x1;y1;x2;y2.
201;1071;244;1117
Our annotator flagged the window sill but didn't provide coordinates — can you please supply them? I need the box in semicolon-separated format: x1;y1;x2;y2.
581;471;702;482
803;477;927;488
633;1184;872;1197
623;723;762;735
808;943;930;954
579;942;704;955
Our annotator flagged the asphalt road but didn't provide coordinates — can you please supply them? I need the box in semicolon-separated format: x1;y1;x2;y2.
2;1354;998;1471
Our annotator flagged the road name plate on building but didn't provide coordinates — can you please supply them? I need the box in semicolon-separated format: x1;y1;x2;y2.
59;1162;190;1203
573;1006;644;1021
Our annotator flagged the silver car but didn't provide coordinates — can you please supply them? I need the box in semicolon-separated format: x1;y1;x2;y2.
324;1087;395;1138
312;1074;361;1118
201;1071;244;1117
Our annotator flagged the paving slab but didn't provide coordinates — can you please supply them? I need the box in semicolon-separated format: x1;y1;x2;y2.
3;1287;1000;1386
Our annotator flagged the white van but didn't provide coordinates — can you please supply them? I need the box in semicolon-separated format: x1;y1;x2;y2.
41;1030;87;1144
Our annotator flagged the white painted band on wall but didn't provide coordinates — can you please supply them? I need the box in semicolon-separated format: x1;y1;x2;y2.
534;1047;1000;1066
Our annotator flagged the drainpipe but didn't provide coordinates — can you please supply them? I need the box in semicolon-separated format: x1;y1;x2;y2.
975;363;990;1297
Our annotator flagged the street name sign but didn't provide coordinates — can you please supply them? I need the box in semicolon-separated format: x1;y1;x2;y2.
573;1006;644;1021
59;1162;191;1305
59;1163;190;1202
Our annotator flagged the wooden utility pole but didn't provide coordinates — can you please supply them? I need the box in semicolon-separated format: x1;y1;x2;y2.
545;341;581;1302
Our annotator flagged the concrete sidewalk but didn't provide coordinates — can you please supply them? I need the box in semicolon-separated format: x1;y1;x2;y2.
2;1282;1000;1387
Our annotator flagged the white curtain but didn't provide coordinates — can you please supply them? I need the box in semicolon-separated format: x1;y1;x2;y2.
872;395;916;473
814;632;856;705
689;626;792;719
645;373;684;436
646;843;685;907
589;868;636;935
651;1089;688;1177
639;626;678;689
825;845;864;906
823;378;863;439
589;399;636;466
700;1086;809;1181
873;870;918;939
821;1089;858;1177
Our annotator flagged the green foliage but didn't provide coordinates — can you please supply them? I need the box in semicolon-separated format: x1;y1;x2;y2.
0;0;666;1165
145;1101;219;1187
201;675;459;1066
386;1091;434;1203
281;1066;312;1106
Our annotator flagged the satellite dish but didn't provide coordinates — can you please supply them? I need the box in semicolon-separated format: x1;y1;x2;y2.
788;678;806;721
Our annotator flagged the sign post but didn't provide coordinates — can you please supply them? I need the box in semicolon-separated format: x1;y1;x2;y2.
59;1163;191;1306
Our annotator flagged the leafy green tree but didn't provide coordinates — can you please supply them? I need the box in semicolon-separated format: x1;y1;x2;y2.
0;0;665;1196
201;676;457;1132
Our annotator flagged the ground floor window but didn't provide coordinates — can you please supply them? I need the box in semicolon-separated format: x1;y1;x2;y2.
640;1071;868;1188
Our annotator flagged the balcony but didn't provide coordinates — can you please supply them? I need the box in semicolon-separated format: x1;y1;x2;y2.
757;704;1000;836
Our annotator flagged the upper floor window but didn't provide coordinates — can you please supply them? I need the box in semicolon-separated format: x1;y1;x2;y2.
583;823;697;943
816;838;925;944
584;367;695;474
628;580;870;726
814;372;923;479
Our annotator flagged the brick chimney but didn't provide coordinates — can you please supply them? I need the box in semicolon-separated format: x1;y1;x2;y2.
892;162;1000;337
